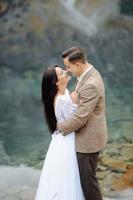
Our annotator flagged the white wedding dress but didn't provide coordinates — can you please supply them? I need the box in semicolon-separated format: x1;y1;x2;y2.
35;89;85;200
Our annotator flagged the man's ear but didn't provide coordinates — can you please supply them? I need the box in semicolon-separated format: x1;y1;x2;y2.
76;62;80;68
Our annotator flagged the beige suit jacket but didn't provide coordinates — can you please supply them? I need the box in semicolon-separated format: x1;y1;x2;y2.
59;65;108;153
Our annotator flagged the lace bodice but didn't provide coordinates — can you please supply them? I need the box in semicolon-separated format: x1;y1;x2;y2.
54;89;77;123
35;89;85;200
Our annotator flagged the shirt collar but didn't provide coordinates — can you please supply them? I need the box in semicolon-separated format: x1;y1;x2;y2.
77;65;93;82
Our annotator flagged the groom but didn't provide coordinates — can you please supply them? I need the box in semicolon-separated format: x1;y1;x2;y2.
58;47;108;200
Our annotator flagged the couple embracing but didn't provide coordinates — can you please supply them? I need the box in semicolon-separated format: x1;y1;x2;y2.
35;47;108;200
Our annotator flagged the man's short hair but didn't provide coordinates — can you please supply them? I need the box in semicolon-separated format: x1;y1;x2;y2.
62;47;87;64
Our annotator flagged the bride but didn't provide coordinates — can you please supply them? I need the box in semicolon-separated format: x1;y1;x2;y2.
35;65;85;200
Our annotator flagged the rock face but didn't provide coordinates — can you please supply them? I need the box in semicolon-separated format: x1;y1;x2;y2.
0;0;133;86
0;0;132;82
0;0;132;169
97;143;133;197
0;1;9;16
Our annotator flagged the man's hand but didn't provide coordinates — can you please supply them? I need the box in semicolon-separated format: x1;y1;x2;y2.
56;123;65;136
56;123;60;134
57;122;59;130
70;91;78;104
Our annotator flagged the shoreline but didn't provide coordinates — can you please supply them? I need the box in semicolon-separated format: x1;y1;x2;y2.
0;165;133;200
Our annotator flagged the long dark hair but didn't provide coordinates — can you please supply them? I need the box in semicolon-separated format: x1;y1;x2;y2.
41;66;58;133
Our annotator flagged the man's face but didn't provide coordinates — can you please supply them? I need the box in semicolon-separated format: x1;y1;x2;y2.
63;57;78;77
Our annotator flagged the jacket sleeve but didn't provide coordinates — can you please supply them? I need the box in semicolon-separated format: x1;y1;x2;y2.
59;84;99;136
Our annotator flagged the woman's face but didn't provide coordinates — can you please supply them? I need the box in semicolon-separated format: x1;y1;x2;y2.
55;67;71;87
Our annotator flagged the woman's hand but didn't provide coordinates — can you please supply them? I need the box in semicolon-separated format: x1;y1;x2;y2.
70;91;78;104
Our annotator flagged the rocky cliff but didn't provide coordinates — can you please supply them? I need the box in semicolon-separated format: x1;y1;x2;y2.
0;0;133;169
